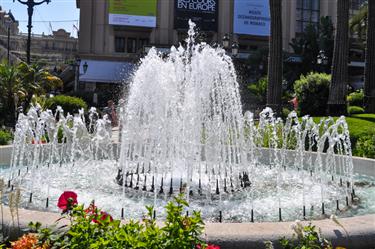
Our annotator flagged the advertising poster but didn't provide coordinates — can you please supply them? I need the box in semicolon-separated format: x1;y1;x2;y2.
174;0;218;31
109;0;157;28
233;0;270;36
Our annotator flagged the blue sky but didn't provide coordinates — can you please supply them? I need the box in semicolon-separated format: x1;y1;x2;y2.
0;0;79;37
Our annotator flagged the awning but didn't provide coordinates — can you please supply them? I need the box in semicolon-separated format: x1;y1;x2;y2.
79;59;135;84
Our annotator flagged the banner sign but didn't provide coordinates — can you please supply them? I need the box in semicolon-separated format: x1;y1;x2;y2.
174;0;218;31
109;0;157;27
233;0;270;36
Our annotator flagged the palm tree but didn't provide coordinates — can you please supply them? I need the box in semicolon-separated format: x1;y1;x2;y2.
327;0;350;115
17;62;63;110
0;63;26;126
267;0;283;113
364;0;375;113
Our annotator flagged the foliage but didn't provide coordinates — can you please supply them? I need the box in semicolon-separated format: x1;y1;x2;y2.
0;62;24;126
45;95;88;114
280;221;333;249
347;90;364;107
349;2;368;44
282;108;292;120
245;47;269;79
347;106;365;115
0;130;12;145
0;62;62;127
311;114;375;158
294;72;331;116
26;193;214;249
289;17;334;76
30;95;49;110
247;76;268;105
355;134;375;158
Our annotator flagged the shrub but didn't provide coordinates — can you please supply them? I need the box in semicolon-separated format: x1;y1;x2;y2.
347;90;364;107
294;72;331;116
0;130;12;145
281;107;292;120
355;134;375;159
347;106;365;115
278;220;333;249
247;77;268;105
45;95;88;114
25;193;216;249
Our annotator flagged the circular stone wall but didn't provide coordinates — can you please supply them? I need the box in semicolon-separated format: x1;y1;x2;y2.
1;145;374;248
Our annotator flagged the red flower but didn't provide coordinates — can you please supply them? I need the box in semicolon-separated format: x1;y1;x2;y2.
84;203;113;223
196;244;220;249
57;191;78;212
84;202;97;215
207;245;220;249
93;211;113;223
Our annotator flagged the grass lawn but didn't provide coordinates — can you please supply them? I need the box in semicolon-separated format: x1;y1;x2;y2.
311;114;375;158
311;114;375;140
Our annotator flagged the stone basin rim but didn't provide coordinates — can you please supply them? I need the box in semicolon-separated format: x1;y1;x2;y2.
1;206;374;249
1;145;375;248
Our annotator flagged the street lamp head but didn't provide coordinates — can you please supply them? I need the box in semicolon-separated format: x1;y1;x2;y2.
222;34;230;49
317;50;324;65
231;42;239;57
317;50;329;66
83;61;88;74
4;15;13;28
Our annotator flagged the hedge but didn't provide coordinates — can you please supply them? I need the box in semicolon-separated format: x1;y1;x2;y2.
45;95;88;114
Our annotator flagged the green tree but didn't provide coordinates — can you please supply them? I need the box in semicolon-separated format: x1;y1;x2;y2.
328;0;350;115
349;2;368;45
289;17;334;76
267;0;283;113
17;62;63;111
0;63;25;126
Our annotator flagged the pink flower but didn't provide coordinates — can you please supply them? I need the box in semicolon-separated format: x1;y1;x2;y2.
57;191;78;212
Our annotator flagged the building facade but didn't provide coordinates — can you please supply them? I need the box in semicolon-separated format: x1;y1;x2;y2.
76;0;346;59
76;0;367;104
0;5;78;65
0;29;78;65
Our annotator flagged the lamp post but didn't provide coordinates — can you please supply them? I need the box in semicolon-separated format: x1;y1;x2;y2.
231;42;239;58
13;0;51;64
222;34;239;57
4;15;13;64
72;57;88;92
317;50;329;73
222;34;230;50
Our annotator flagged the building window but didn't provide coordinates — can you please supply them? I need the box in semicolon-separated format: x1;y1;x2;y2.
296;0;320;34
138;38;149;51
115;37;126;53
127;38;137;53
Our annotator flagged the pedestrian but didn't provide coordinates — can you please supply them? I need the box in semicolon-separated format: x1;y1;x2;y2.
104;100;118;127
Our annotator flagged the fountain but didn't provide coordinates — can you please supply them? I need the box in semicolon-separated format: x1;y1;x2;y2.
2;21;375;223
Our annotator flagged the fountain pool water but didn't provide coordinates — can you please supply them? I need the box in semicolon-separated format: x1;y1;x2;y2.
2;21;375;222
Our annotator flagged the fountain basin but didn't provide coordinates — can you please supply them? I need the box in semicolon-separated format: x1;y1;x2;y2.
0;205;373;249
1;144;374;223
